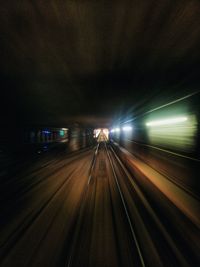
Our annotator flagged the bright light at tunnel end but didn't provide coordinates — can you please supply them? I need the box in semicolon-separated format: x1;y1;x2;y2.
122;126;133;132
110;126;133;133
146;116;188;127
110;127;120;133
115;128;120;132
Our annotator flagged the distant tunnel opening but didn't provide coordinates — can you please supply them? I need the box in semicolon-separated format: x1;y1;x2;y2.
94;128;109;141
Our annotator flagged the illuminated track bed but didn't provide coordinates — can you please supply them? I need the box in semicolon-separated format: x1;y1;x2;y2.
0;135;199;266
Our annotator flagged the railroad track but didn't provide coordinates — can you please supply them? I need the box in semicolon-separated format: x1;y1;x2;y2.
1;134;198;266
0;148;95;267
105;141;145;267
66;135;196;266
66;136;145;267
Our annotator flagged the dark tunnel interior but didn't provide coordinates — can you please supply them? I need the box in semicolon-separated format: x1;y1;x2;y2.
0;1;200;267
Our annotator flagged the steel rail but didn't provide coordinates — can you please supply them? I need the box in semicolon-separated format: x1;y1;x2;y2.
105;142;146;267
110;145;189;267
66;143;100;267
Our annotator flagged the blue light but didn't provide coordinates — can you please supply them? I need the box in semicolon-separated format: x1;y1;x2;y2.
42;130;51;134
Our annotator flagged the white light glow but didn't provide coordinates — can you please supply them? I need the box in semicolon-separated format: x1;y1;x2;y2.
94;128;101;138
110;127;121;133
122;126;133;132
146;117;188;127
115;128;120;132
103;129;109;139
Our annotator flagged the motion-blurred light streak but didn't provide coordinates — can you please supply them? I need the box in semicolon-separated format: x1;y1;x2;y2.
122;126;133;132
146;115;197;152
94;129;101;138
146;117;188;127
115;128;121;132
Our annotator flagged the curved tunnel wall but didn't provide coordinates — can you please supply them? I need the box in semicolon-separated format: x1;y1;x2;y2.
110;93;200;198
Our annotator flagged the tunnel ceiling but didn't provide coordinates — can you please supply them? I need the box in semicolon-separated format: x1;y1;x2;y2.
0;1;200;128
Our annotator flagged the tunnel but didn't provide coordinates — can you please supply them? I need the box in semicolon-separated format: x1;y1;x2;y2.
0;1;200;267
